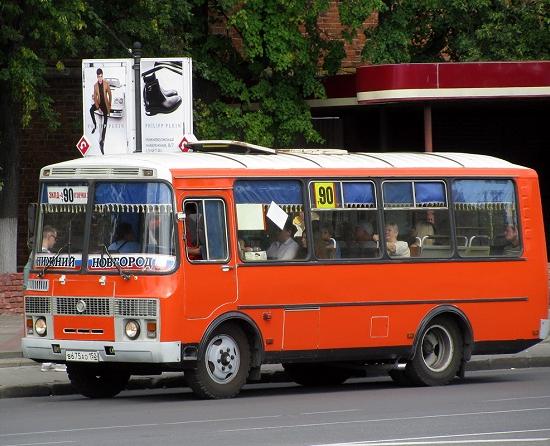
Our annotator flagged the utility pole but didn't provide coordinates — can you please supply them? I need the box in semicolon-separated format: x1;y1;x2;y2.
133;41;142;152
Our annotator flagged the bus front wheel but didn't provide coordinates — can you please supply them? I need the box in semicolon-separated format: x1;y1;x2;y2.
186;323;251;399
67;364;130;398
405;317;463;386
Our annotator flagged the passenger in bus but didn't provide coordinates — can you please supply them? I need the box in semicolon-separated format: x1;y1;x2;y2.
315;225;337;259
409;221;435;248
41;225;58;253
108;222;140;253
345;221;378;257
383;222;410;257
503;223;520;255
266;221;299;260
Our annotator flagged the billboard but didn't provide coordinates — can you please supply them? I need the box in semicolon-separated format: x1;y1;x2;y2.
140;58;193;153
81;57;194;156
82;59;134;156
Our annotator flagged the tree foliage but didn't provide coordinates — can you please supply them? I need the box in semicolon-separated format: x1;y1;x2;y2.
363;0;550;63
193;0;378;147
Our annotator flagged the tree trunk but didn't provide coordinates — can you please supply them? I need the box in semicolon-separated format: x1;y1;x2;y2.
0;90;20;273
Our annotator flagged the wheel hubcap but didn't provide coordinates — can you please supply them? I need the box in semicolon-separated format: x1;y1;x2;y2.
420;324;454;372
205;334;240;384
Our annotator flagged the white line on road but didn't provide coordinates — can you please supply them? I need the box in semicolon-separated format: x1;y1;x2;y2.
310;427;550;445
0;414;281;438
302;409;363;415
220;407;550;432
2;442;76;446
312;440;549;445
485;395;550;402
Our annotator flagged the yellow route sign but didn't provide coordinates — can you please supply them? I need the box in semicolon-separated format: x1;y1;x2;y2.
313;182;337;208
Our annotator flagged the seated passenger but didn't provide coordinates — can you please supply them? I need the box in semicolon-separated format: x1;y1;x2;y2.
502;223;520;255
315;225;337;259
346;221;378;258
108;222;140;253
409;220;435;248
266;221;299;260
383;222;410;257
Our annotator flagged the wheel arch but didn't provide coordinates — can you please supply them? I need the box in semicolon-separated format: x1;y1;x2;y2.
411;305;474;362
201;312;265;372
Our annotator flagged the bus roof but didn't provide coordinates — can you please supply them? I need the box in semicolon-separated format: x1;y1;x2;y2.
40;150;529;182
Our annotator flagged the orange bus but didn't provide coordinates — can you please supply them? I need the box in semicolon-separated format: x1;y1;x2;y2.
22;141;549;399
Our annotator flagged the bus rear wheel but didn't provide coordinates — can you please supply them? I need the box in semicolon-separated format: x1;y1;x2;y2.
67;364;130;398
405;317;463;386
186;323;250;399
283;363;351;387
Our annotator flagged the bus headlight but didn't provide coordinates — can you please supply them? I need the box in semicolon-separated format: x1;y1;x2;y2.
35;317;47;337
125;320;140;340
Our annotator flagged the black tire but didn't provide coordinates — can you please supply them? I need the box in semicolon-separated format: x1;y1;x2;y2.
186;323;250;399
388;369;414;386
283;363;351;387
405;317;464;386
67;364;130;398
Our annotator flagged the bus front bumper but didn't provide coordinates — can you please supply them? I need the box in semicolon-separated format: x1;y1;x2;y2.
21;338;181;363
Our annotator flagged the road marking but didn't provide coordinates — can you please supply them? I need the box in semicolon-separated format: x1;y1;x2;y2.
220;407;550;432
485;395;550;402
302;409;363;415
310;428;550;445
2;442;76;446
313;440;549;445
0;415;281;438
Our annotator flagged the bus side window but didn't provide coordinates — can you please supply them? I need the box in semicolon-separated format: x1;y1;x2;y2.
452;179;520;258
183;199;229;262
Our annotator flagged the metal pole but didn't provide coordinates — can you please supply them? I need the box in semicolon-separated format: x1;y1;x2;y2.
133;41;142;152
424;104;433;152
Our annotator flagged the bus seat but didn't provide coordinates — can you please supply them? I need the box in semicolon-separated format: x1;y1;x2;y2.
420;245;451;258
410;245;421;257
464;245;490;257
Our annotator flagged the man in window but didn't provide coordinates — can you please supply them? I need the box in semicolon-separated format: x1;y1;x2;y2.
267;221;299;261
41;226;58;253
382;222;410;258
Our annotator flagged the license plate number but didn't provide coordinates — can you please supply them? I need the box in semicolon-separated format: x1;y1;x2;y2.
66;350;99;362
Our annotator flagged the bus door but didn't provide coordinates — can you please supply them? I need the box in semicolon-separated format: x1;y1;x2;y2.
181;194;237;319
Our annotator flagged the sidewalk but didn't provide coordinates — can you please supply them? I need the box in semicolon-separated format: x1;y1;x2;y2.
1;313;550;399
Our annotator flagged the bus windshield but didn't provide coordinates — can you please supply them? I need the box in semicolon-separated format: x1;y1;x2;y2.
88;182;176;273
34;181;177;274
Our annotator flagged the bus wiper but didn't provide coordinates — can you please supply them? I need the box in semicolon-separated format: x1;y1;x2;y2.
102;244;132;281
38;243;69;278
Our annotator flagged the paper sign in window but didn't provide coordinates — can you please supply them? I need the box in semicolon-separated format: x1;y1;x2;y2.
236;203;265;230
266;201;289;230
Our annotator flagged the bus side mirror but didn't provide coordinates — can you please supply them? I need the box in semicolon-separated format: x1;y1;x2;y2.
27;202;37;251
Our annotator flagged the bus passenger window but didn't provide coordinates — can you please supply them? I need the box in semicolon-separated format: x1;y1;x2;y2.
383;181;451;259
309;181;380;260
183;199;228;262
452;179;520;258
235;180;305;262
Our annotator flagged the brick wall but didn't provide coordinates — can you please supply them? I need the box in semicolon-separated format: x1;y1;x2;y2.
17;68;82;270
0;273;24;314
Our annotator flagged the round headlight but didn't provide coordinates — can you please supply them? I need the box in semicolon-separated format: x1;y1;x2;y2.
35;317;47;337
125;320;140;340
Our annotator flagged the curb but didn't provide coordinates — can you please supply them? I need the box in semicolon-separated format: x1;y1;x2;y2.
2;358;550;399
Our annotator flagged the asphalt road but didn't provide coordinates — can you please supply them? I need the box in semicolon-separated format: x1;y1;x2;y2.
1;368;550;446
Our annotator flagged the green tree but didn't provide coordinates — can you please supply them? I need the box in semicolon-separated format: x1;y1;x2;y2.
363;0;550;63
193;0;381;147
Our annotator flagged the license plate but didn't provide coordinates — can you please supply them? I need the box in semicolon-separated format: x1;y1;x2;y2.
66;350;99;362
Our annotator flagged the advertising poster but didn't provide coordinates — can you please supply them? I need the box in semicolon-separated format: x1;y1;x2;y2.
82;59;134;156
140;58;193;152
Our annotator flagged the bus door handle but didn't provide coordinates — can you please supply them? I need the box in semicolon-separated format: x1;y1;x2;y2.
221;265;234;272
